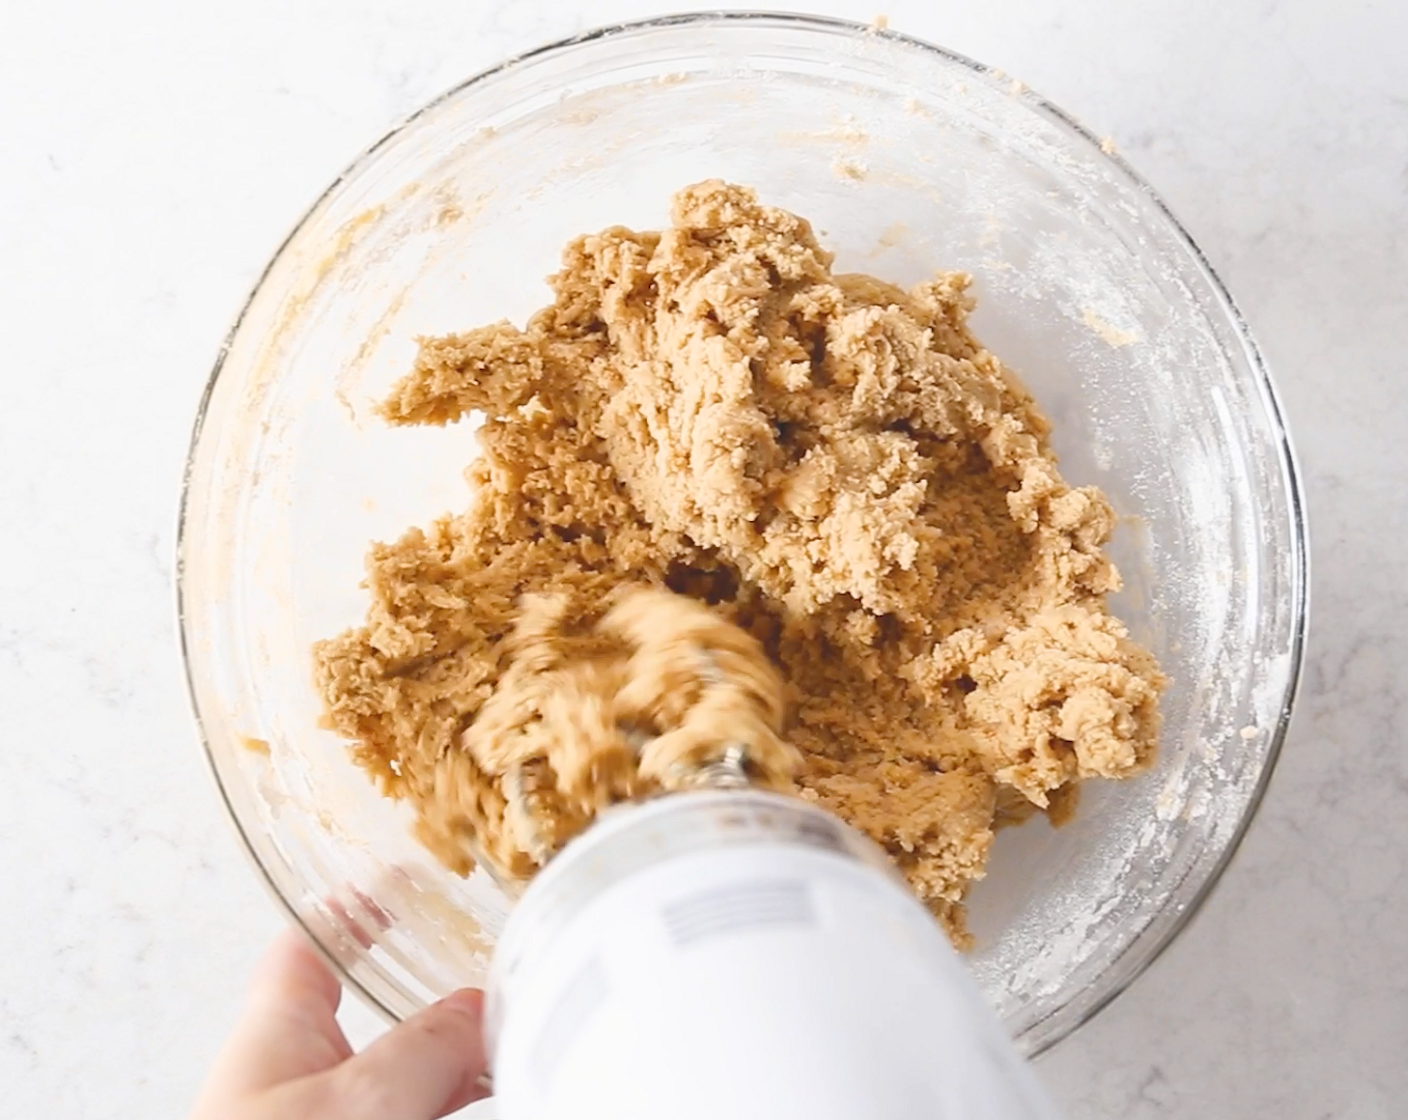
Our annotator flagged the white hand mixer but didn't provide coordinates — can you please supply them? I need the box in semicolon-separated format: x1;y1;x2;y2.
483;778;1061;1119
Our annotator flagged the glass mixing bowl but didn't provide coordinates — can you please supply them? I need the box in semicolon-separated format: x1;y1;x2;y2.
178;12;1306;1055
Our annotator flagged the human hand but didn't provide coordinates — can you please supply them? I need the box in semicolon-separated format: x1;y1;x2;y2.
189;927;490;1120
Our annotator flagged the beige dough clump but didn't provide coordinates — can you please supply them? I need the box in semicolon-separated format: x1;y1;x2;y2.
314;181;1165;943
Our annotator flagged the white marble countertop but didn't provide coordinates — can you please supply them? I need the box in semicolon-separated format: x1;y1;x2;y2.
2;1;1405;1116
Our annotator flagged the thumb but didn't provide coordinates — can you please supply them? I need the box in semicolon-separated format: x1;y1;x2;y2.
197;928;352;1103
317;989;491;1120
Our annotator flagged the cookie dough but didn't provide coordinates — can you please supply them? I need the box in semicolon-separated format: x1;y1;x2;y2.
314;181;1165;943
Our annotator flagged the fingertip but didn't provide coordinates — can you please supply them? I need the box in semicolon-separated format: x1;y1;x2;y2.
327;989;491;1120
250;926;343;1015
441;988;485;1016
426;989;491;1113
261;924;320;967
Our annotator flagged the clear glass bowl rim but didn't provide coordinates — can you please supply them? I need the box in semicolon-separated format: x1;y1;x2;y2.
176;8;1309;1054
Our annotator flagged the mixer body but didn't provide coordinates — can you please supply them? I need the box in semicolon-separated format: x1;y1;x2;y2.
486;790;1059;1120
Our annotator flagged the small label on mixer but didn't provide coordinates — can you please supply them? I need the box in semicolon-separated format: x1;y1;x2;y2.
662;878;815;946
